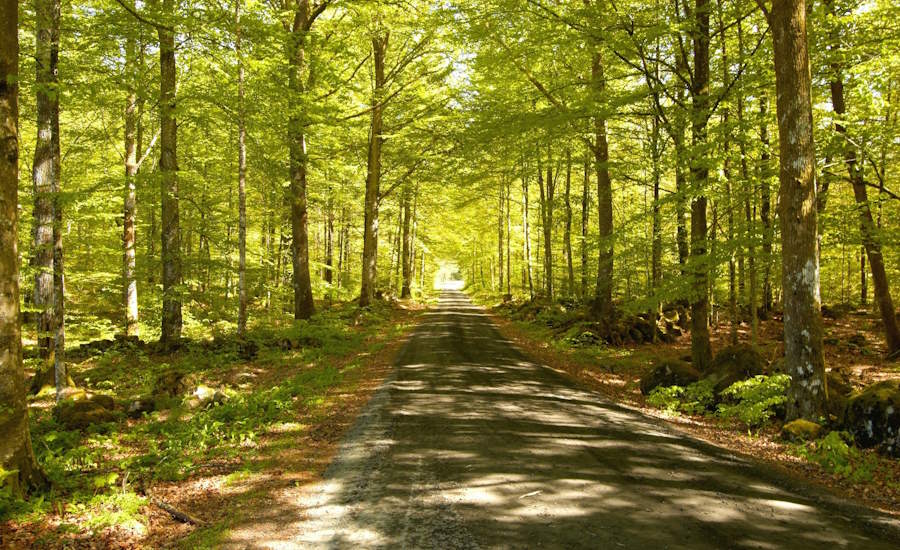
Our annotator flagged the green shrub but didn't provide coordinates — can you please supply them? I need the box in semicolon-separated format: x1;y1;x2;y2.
647;380;715;416
717;374;790;428
794;431;876;482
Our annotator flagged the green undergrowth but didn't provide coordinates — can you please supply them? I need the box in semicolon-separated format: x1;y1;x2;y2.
4;300;414;539
647;375;791;428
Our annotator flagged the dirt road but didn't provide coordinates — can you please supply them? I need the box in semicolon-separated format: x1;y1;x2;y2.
287;291;899;549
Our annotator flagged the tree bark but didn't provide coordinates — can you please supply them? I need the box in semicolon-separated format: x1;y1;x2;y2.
401;186;413;298
360;32;388;307
522;173;534;299
32;0;61;371
236;0;248;335
581;152;589;299
759;96;774;316
1;0;45;492
690;0;712;371
124;24;139;338
497;181;504;293
564;149;575;297
589;45;614;320
287;1;316;319
769;0;826;420
158;0;182;346
537;148;554;299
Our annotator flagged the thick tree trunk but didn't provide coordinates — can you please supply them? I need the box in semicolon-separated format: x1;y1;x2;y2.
123;29;139;338
287;7;315;320
360;33;388;307
590;48;614;320
769;0;826;420
1;0;45;492
158;0;182;346
32;0;60;369
825;9;900;355
235;1;249;335
690;0;712;371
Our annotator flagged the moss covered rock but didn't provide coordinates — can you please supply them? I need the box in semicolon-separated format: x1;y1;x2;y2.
781;419;823;442
704;344;766;395
843;380;900;457
640;360;701;395
55;393;118;430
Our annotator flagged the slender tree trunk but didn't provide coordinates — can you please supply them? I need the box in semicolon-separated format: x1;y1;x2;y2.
505;179;511;295
236;0;248;335
759;96;774;315
123;25;139;338
581;152;589;299
158;0;182;346
498;181;504;293
538;148;555;299
287;5;315;320
564;149;575;297
690;0;713;371
401;187;413;298
719;7;738;346
523;174;534;299
650;109;662;291
825;5;900;354
737;18;758;343
360;32;388;307
324;196;334;285
769;0;826;420
1;0;45;492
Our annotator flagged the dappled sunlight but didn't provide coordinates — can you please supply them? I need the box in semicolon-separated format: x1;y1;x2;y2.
282;291;896;549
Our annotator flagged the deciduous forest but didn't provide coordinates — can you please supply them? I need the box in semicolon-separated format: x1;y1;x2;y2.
1;0;900;547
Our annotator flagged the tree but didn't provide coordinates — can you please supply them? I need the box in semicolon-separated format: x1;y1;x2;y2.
1;0;45;492
32;0;67;395
236;0;248;335
157;0;183;346
761;0;827;420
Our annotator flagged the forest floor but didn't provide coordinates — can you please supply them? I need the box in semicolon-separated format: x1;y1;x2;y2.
0;300;423;549
478;293;900;517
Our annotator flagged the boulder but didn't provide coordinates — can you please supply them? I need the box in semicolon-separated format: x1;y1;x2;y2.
152;371;199;398
55;394;118;430
781;419;824;442
704;344;766;395
825;370;854;421
126;398;156;418
843;380;900;457
640;360;701;395
185;384;228;410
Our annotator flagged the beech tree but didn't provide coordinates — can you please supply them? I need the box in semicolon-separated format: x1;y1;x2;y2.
1;0;44;493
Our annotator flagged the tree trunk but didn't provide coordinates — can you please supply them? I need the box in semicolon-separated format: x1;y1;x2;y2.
769;0;826;420
564;149;574;297
401;187;413;298
522;174;534;299
825;5;900;354
32;0;60;372
589;46;614;320
581;152;589;299
360;33;388;307
690;0;712;371
505;179;511;295
235;0;248;335
719;7;738;346
759;96;774;315
158;0;182;346
287;4;315;320
537;149;554;299
498;181;504;293
650;109;662;291
124;24;139;337
1;0;45;492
